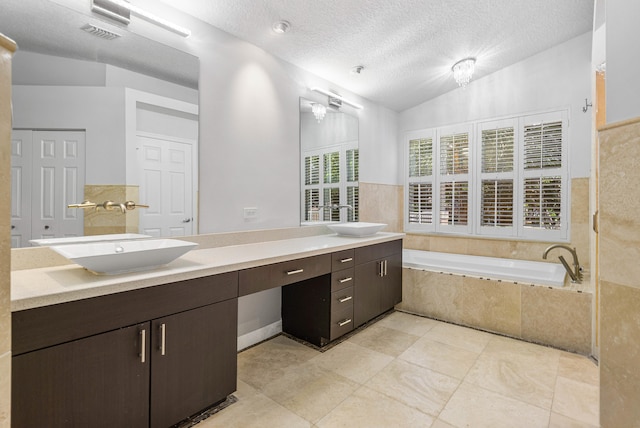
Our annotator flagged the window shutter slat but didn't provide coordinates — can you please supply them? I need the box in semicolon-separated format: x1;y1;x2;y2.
408;183;433;224
524;120;562;170
347;149;359;182
305;155;319;185
482;127;514;173
440;133;469;175
523;176;562;230
481;179;513;226
323;152;340;184
439;181;468;225
409;138;433;177
347;186;359;221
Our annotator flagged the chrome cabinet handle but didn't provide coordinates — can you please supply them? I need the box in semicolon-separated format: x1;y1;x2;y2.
339;277;353;283
140;329;146;363
160;323;166;356
286;269;304;275
340;257;353;263
384;260;388;276
378;261;384;277
338;319;352;327
339;296;353;303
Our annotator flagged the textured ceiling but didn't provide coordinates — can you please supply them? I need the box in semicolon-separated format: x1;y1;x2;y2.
1;1;594;111
161;0;594;111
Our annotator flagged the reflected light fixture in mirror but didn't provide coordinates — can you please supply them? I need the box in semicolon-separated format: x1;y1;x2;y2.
311;103;326;122
309;87;364;110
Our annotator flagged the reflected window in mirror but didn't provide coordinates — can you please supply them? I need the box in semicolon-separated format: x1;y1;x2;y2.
300;97;359;224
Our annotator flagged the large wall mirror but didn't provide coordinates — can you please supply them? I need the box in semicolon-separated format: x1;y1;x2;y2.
3;0;199;247
299;97;359;225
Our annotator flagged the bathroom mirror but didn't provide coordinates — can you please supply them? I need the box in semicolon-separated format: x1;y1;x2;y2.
299;97;359;225
3;0;199;247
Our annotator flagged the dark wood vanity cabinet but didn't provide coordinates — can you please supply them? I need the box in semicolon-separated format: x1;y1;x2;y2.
354;240;403;327
282;239;403;346
11;272;239;428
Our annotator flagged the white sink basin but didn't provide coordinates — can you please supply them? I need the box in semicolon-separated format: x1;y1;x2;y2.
30;233;151;246
326;222;387;237
50;239;198;275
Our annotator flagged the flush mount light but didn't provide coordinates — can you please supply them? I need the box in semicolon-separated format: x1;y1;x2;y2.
452;57;476;88
272;20;291;34
91;0;192;38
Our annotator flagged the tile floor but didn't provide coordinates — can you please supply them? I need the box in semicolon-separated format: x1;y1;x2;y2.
199;311;599;428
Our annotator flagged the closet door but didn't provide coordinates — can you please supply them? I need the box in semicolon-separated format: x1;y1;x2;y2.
10;130;32;248
30;130;85;241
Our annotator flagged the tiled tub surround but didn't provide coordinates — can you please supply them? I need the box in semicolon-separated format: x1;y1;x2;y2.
398;268;592;355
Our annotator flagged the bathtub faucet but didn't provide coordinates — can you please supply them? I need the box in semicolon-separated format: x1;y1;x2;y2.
542;244;583;283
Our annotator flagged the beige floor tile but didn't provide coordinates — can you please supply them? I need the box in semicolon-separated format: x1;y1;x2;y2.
549;411;599;428
316;386;434;428
557;352;598;386
399;336;480;379
552;377;599;426
464;336;560;409
347;324;420;357
376;311;440;336
310;341;393;384
423;321;493;353
199;381;311;428
261;361;359;423
238;335;319;390
439;382;551;428
365;359;460;417
429;419;457;428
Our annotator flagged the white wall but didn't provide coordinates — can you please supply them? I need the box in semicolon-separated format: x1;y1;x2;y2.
399;32;593;179
605;0;640;123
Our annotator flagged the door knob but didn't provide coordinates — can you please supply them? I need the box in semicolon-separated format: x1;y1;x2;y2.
44;225;50;230
11;225;15;229
182;218;191;223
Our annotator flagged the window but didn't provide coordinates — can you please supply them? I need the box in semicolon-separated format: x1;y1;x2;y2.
302;144;359;222
405;110;568;241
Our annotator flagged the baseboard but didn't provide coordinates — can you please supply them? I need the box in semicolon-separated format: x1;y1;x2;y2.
237;320;282;351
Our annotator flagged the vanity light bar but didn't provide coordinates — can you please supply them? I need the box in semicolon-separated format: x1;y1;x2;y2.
92;0;192;38
310;87;364;110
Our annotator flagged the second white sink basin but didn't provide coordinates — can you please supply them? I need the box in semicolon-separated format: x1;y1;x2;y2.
326;222;387;237
51;239;198;275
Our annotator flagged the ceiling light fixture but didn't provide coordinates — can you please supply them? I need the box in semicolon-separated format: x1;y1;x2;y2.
310;87;363;110
272;20;291;34
452;57;476;88
311;103;327;122
91;0;192;38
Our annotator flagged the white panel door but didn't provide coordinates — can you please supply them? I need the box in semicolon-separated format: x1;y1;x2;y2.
137;134;194;237
10;130;33;248
30;130;85;241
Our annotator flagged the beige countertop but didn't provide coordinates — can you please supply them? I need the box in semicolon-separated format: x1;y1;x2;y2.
11;232;404;312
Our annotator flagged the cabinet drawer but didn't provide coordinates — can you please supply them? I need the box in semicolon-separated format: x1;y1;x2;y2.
270;254;332;287
239;254;332;296
354;239;402;265
331;268;354;292
331;286;354;314
330;306;354;340
331;249;355;271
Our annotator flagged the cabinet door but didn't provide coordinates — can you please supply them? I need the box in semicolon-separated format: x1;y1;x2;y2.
380;252;403;312
150;299;238;428
12;323;150;428
354;259;383;327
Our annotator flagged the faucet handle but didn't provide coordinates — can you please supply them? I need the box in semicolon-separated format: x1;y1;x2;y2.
68;200;97;209
124;201;150;210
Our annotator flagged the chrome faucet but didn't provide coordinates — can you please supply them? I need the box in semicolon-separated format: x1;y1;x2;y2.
542;244;583;283
317;204;353;217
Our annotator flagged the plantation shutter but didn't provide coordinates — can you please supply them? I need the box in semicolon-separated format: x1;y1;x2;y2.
407;137;434;227
479;124;515;233
346;148;359;221
522;118;564;232
439;131;469;228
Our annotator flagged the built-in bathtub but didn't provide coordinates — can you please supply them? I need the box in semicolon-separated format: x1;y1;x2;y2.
399;249;592;354
403;249;567;287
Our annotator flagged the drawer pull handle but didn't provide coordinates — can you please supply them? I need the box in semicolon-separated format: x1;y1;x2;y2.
286;269;304;275
160;323;166;356
339;296;353;303
340;257;353;263
339;277;353;283
140;329;146;363
338;319;352;327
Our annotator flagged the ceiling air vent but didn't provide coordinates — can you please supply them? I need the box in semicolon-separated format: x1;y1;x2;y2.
81;24;122;40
